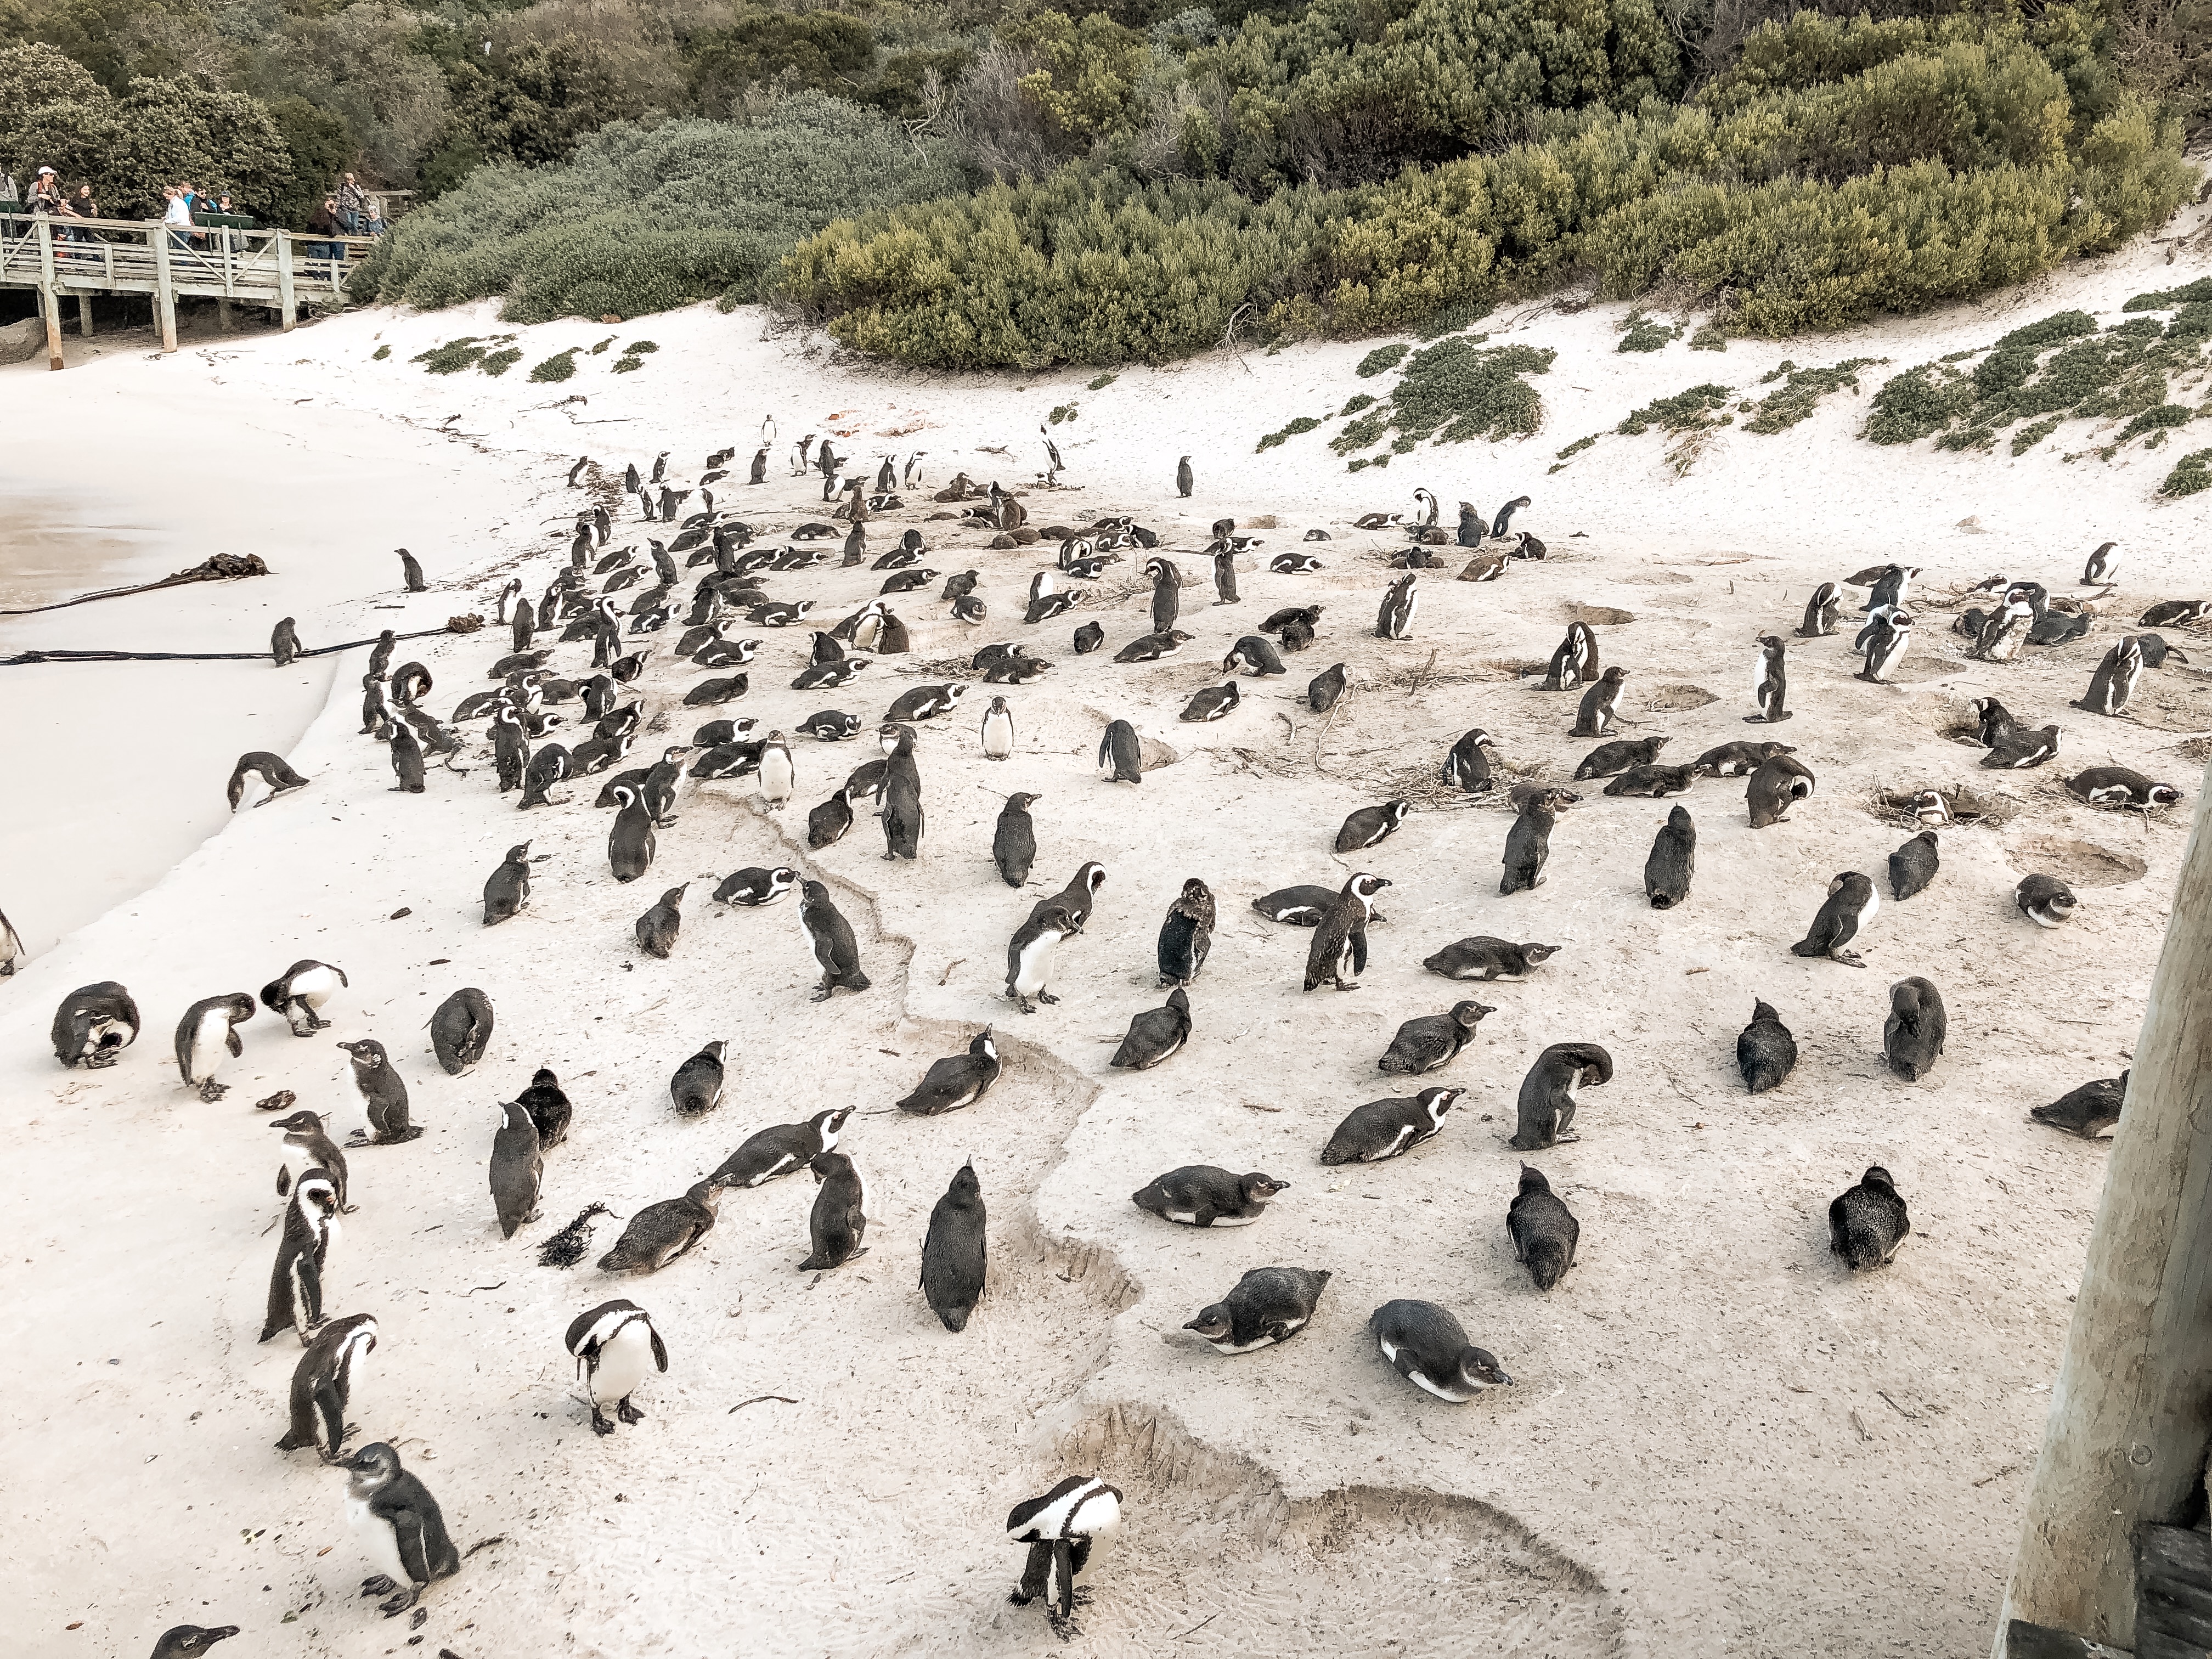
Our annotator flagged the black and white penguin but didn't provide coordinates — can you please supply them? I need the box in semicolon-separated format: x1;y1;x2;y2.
798;710;864;742
970;692;1017;763
607;783;657;883
792;658;867;695
670;1040;727;1116
1830;1167;1910;1270
1112;628;1193;663
1797;582;1842;638
1369;1300;1513;1402
1431;727;1501;794
1604;761;1695;798
430;986;493;1075
806;786;855;849
489;703;531;793
2077;636;2143;717
1156;878;1215;986
337;1039;416;1146
715;865;798;906
1569;666;1627;736
2081;539;2121;584
2033;1072;2127;1139
226;750;310;811
1178;681;1240;722
1252;884;1345;926
50;979;141;1069
1304;872;1390;991
1176;455;1194;497
2016;872;2078;928
1745;753;1816;827
1792;871;1878;966
260;1168;338;1344
921;1160;988;1331
1005;901;1074;1014
2028;607;2092;646
1644;803;1697;909
341;1441;460;1615
261;960;348;1036
1747;634;1791;723
1222;634;1285;678
800;1150;870;1270
1335;798;1410;853
517;1067;572;1147
483;842;533;924
1501;785;1576;894
1030;861;1108;935
2140;599;2212;628
565;1299;667;1435
799;879;870;1001
489;1098;542;1239
1271;552;1323;574
396;548;427;592
273;1108;351;1212
2133;631;2186;668
1736;1000;1797;1093
1884;977;1946;1081
276;1311;376;1460
2065;766;2183;808
1097;718;1144;784
1508;1164;1579;1290
753;730;795;806
1573;735;1666;780
1184;1267;1331;1353
1072;619;1105;654
879;736;923;863
1857;608;1912;682
994;792;1040;888
1378;1000;1492;1074
1421;938;1559;981
1321;1086;1461;1164
1510;1042;1612;1150
1375;572;1419;640
713;1106;851;1188
1544;621;1599;691
1132;1166;1288;1227
174;991;254;1101
1691;740;1794;777
599;1175;735;1272
1492;495;1531;538
1888;830;1939;900
1007;1475;1124;1627
899;1030;1001;1115
1981;722;2061;769
1109;969;1198;1068
1308;661;1348;713
1210;541;1240;605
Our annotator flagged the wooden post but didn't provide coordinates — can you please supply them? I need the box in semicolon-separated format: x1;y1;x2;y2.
77;293;92;336
151;224;177;353
1995;751;2212;1653
33;217;63;370
216;297;233;332
276;232;295;332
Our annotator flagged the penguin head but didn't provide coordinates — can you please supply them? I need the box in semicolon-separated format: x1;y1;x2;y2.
1860;1165;1898;1194
1348;873;1391;903
2148;783;2184;806
1454;1346;1515;1392
1383;799;1411;828
1448;1001;1495;1032
1520;943;1562;966
1420;1086;1463;1124
1238;1172;1288;1203
970;1028;997;1062
344;1441;401;1489
1182;1304;1234;1342
1006;792;1042;812
336;1039;385;1069
153;1626;240;1658
811;1105;853;1141
269;1109;326;1133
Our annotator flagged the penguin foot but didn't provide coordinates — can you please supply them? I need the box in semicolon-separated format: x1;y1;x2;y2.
85;1051;122;1069
1831;950;1867;968
809;988;832;1003
1008;1591;1034;1607
591;1408;616;1436
360;1576;396;1597
618;1398;645;1424
197;1079;229;1102
1038;991;1059;1005
377;1586;421;1617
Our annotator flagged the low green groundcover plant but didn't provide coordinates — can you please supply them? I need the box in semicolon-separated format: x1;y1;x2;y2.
529;348;580;383
1618;384;1734;436
2160;448;2212;498
1744;359;1880;434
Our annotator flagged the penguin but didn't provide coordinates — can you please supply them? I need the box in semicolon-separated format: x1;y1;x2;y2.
2135;635;2188;672
1854;563;1920;612
1971;597;2036;662
1132;1166;1288;1228
397;548;427;592
910;1161;994;1334
1006;901;1074;1013
1791;872;1878;967
566;1299;668;1435
1007;1475;1124;1628
980;695;1015;759
1605;762;1695;798
1156;878;1215;986
1113;628;1193;663
1098;718;1144;784
886;683;967;724
792;657;866;696
260;1168;338;1343
992;792;1041;888
1737;1000;1797;1093
1254;884;1351;926
1745;754;1816;827
1570;666;1628;736
1507;1164;1579;1290
226;751;310;810
1375;572;1419;640
273;1108;351;1212
1369;1300;1513;1402
1272;553;1324;574
276;1311;376;1460
1033;861;1108;934
1171;681;1237;723
2017;873;2078;927
1453;501;1488;548
715;865;799;905
1857;608;1912;682
2140;600;2212;628
1748;634;1791;722
505;1068;572;1150
1884;977;1946;1081
1322;1086;1461;1164
1797;582;1842;637
1420;938;1558;981
1981;723;2061;769
1110;987;1193;1070
1643;803;1696;909
489;1098;542;1239
1308;662;1348;714
2066;766;2183;808
800;1150;870;1270
713;1106;852;1187
1146;556;1182;635
606;783;657;884
1905;789;1950;827
800;879;870;1000
154;1624;239;1656
484;841;533;924
510;595;537;654
367;630;398;681
597;1175;736;1272
639;744;693;825
1441;727;1498;792
1501;786;1575;894
1378;1000;1492;1074
50;979;140;1068
1544;621;1599;691
340;1441;461;1615
2033;1072;2127;1139
799;710;864;742
661;1040;727;1118
270;616;303;667
1510;1042;1612;1150
490;703;530;792
337;1039;416;1145
1184;1267;1331;1354
2078;636;2142;716
1334;798;1410;852
1223;635;1285;676
1830;1167;1910;1270
634;884;687;958
261;960;348;1036
1072;619;1105;654
2028;607;2092;647
388;661;431;707
1575;735;1667;780
2081;539;2120;584
429;986;493;1074
749;446;769;484
1888;830;1939;900
881;746;924;862
0;903;16;976
1211;541;1240;605
805;783;857;848
1691;740;1795;777
899;1029;1001;1115
1304;872;1391;991
175;992;255;1101
1176;455;1194;497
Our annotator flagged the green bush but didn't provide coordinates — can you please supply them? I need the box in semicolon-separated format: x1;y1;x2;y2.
1357;343;1411;378
1617;312;1680;353
1555;433;1599;459
480;347;523;377
413;338;484;375
1744;358;1879;433
529;348;579;383
1087;372;1118;390
1340;393;1376;416
2160;449;2212;497
1256;415;1322;450
1689;326;1726;352
612;355;644;373
625;340;659;354
2125;278;2212;312
2009;414;2064;454
2120;403;2197;441
1618;384;1733;435
371;343;391;360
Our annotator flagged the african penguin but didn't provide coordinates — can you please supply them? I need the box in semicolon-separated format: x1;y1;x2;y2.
1377;1000;1492;1074
489;1099;543;1239
1544;621;1599;691
1748;634;1790;722
1830;1167;1910;1270
1421;938;1559;981
920;1161;988;1331
1303;873;1390;991
1797;583;1841;637
1510;1042;1612;1150
1791;872;1878;966
1883;977;1947;1081
1736;1000;1797;1093
899;1030;1000;1115
260;1169;338;1344
429;986;493;1074
340;1441;460;1614
1369;1300;1513;1402
1508;1165;1579;1290
1574;735;1666;780
714;1107;852;1187
2016;873;2078;928
1643;802;1696;909
1097;719;1143;785
175;992;255;1101
2077;636;2142;716
1007;1475;1123;1628
261;960;348;1036
1374;573;1418;640
994;793;1040;887
800;880;870;1000
2032;1072;2127;1139
1321;1086;1461;1164
1184;1267;1331;1354
565;1300;668;1434
1570;667;1627;737
1857;608;1911;682
276;1312;377;1460
1132;1166;1287;1228
1745;754;1816;827
1005;902;1074;1013
273;1108;351;1212
337;1039;416;1145
2065;766;2183;808
1335;798;1410;853
598;1176;735;1272
1110;986;1193;1070
800;1150;870;1270
1501;786;1575;894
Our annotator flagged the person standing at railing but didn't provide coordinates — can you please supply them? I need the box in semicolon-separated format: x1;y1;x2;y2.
162;185;197;258
66;184;97;244
28;166;64;215
307;196;346;272
337;173;368;234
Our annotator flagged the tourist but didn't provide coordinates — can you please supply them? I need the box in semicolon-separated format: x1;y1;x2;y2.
162;184;196;257
307;196;346;271
337;172;368;233
67;183;98;244
28;166;64;214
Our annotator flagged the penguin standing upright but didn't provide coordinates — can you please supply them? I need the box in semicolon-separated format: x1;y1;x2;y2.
980;695;1015;760
1884;977;1947;1081
565;1300;668;1435
1375;573;1419;640
276;1311;377;1460
1097;719;1143;785
1544;622;1598;691
1501;786;1574;894
881;727;924;860
2083;540;2121;584
387;721;427;794
1791;872;1878;966
1007;1476;1124;1628
920;1161;988;1331
670;1040;727;1115
428;986;493;1074
1748;634;1791;722
749;446;769;484
1857;609;1912;682
271;616;303;667
635;884;687;957
1303;872;1390;991
340;1442;461;1615
1797;583;1841;637
2078;636;2143;716
1211;541;1239;605
260;1169;338;1343
1006;902;1074;1013
1442;727;1498;792
607;783;657;882
175;992;255;1101
1643;803;1696;909
758;730;796;805
262;960;348;1035
800;1150;870;1269
994;792;1040;887
489;1099;543;1239
1506;1165;1579;1290
484;841;533;924
1570;667;1627;736
337;1039;417;1145
1510;1042;1612;1150
1156;878;1215;986
800;879;871;1000
273;1108;351;1212
1737;1000;1798;1092
396;548;427;592
1176;456;1194;498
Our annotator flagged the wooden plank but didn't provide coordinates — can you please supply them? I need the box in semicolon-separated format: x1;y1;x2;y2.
151;226;176;353
34;219;62;370
276;233;295;331
2006;1617;2133;1658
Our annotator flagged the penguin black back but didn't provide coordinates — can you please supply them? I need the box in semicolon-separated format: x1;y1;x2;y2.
1506;1165;1578;1290
1643;804;1695;909
1510;1042;1611;1150
994;792;1040;887
1830;1166;1910;1269
1736;1000;1797;1093
920;1161;988;1330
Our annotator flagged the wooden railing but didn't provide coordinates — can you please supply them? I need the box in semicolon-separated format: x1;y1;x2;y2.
1;212;380;367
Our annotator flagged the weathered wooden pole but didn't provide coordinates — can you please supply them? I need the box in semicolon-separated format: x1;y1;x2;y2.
276;232;295;332
77;294;92;336
1995;753;2212;1653
151;224;177;353
33;217;63;370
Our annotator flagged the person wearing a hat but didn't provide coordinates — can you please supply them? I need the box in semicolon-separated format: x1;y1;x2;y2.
29;166;64;213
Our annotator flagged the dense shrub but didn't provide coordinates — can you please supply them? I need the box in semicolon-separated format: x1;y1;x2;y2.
1743;358;1878;433
2162;449;2212;498
352;95;964;324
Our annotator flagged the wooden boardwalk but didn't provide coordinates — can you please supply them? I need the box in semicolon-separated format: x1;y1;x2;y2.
0;212;379;368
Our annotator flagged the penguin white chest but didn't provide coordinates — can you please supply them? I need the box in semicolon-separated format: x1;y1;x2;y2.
1013;933;1059;995
982;713;1013;758
292;966;342;1009
590;1321;657;1406
346;1496;409;1585
759;749;794;802
187;1009;230;1080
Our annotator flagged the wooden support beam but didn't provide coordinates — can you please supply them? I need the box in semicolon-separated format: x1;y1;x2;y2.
33;218;63;370
151;225;177;353
276;232;295;332
216;297;233;332
77;293;92;336
1996;754;2212;1651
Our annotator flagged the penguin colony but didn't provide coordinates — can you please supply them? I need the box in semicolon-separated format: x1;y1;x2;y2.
40;433;2187;1652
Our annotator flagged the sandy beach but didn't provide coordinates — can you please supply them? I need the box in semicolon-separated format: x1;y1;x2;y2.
4;202;2210;1659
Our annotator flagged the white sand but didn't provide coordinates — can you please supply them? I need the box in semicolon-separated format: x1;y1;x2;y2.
4;205;2209;1658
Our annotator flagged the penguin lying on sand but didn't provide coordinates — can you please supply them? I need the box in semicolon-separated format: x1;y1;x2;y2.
2032;1072;2127;1139
341;1441;460;1616
1508;1165;1579;1290
1889;830;1939;900
1574;735;1664;780
1111;988;1192;1070
2065;766;2182;808
1335;798;1410;851
1830;1167;1910;1270
1736;1001;1797;1093
1322;1087;1460;1164
1421;938;1558;980
1369;1300;1513;1402
1692;740;1793;777
1132;1166;1286;1227
2016;873;2078;927
1377;1000;1492;1074
152;1627;238;1658
900;1030;1001;1114
51;980;139;1068
1184;1267;1331;1353
714;1106;851;1186
598;1175;737;1272
1884;977;1946;1081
